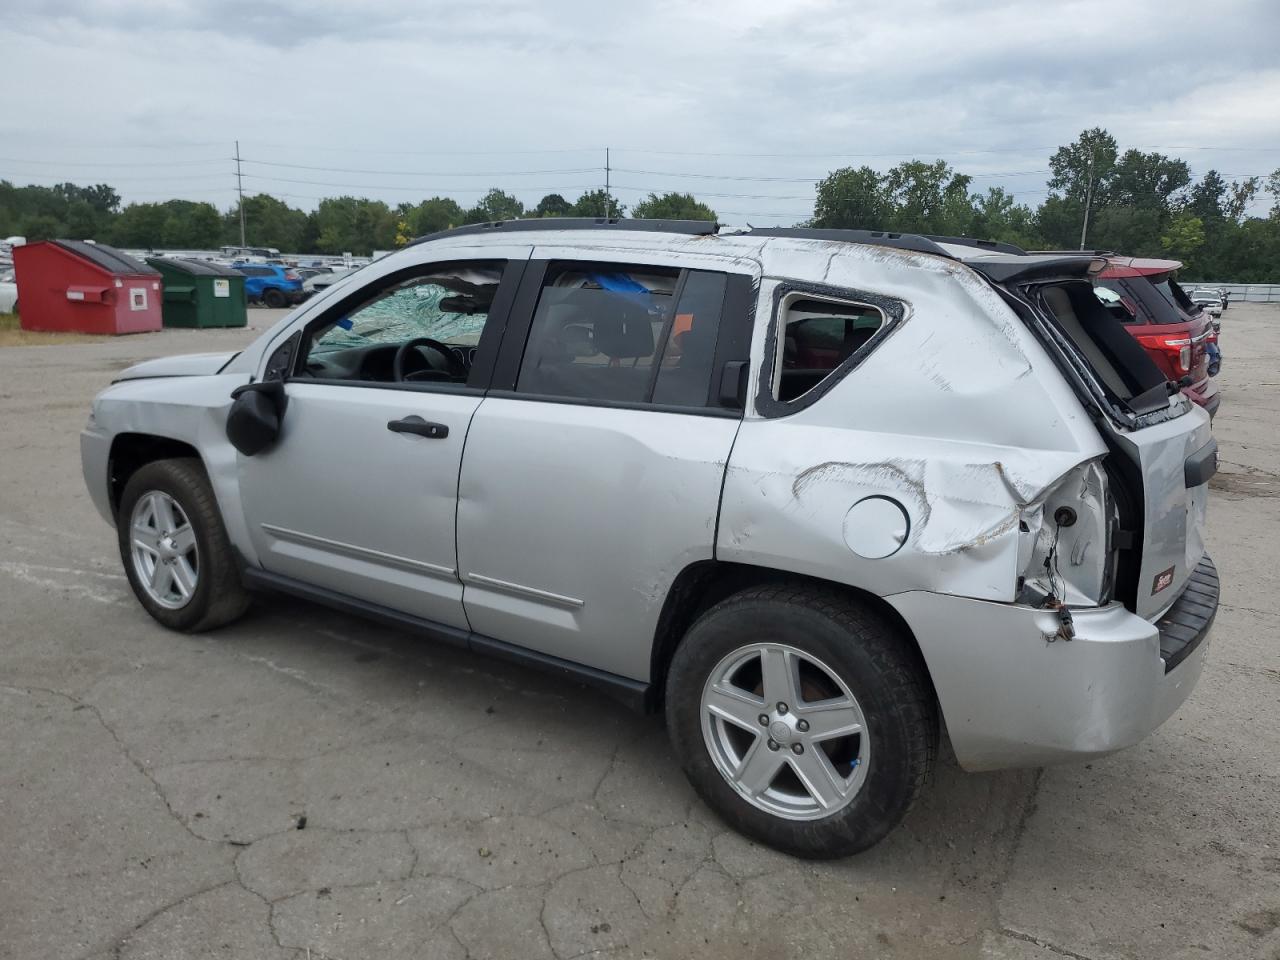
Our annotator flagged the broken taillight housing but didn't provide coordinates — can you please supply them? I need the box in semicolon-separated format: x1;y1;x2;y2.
1015;460;1118;608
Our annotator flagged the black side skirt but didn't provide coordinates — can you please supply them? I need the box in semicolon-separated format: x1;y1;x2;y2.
242;568;651;711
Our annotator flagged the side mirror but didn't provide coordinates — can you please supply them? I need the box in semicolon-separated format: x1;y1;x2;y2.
226;380;288;456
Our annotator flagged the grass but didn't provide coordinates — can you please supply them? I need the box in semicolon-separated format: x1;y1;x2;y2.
0;312;107;346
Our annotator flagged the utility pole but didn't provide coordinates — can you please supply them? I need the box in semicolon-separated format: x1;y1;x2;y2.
1079;147;1095;251
604;147;612;218
235;140;246;247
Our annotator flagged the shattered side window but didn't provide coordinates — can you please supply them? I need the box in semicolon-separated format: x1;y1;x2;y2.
774;297;884;403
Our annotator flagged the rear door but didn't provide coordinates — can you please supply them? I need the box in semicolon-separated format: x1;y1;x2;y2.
456;251;756;680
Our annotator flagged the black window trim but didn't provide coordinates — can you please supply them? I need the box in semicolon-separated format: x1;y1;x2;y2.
490;258;753;417
754;278;904;419
282;257;527;395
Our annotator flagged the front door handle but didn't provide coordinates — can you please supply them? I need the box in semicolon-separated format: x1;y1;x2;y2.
387;416;449;439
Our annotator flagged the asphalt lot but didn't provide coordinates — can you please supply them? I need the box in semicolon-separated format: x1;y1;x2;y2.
2;303;1278;960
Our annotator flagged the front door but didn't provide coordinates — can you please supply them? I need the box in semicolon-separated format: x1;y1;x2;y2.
237;252;527;628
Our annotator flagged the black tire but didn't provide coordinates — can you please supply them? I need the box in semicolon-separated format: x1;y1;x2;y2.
117;458;251;632
262;288;286;308
665;583;937;858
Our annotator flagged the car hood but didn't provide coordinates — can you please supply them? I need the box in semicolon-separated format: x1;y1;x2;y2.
114;351;237;382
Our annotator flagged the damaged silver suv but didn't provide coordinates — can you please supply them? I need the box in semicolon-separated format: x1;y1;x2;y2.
81;220;1219;857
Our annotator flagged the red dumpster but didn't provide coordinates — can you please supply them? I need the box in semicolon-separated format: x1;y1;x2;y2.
13;240;162;334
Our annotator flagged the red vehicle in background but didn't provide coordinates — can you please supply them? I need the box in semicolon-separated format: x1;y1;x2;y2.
1092;257;1220;418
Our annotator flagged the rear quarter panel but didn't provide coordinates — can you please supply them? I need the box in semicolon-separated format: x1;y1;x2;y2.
720;245;1107;603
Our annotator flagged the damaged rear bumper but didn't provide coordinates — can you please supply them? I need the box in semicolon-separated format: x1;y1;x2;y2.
887;558;1217;771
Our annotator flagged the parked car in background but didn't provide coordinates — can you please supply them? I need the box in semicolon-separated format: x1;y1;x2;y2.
0;268;17;313
81;221;1219;858
302;267;356;298
232;263;304;308
1092;257;1220;418
1188;289;1224;319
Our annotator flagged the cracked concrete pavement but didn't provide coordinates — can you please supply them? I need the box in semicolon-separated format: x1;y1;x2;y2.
2;305;1278;960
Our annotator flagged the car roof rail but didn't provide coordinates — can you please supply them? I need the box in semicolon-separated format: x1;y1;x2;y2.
408;217;720;246
923;235;1028;255
1028;248;1117;256
743;227;953;259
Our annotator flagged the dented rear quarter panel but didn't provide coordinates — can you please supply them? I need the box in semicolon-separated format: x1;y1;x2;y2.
719;242;1107;603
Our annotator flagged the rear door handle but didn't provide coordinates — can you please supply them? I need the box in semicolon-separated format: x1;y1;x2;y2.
387;416;449;439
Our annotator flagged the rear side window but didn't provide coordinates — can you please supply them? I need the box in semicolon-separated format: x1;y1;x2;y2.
774;297;884;403
516;263;729;408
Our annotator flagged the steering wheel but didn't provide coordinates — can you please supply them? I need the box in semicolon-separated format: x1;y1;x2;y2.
394;337;467;383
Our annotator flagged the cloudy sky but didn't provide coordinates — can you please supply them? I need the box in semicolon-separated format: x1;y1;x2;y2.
4;0;1278;224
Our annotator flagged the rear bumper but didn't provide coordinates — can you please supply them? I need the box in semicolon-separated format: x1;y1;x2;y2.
887;558;1217;771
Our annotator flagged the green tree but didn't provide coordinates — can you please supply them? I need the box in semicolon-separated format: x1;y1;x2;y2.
19;213;61;242
110;203;168;248
1048;128;1119;203
630;192;716;221
1160;213;1206;262
882;159;974;234
569;189;624;218
533;193;572;217
228;194;311;252
402;196;465;236
970;188;1041;248
811;165;890;229
313;196;397;255
463;189;524;224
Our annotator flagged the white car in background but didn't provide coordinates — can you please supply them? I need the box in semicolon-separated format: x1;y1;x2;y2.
0;269;18;314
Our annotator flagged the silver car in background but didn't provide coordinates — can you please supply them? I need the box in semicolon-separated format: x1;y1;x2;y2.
81;220;1218;857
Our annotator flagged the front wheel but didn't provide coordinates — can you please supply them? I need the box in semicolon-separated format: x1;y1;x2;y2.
117;458;251;632
262;288;287;308
665;584;937;858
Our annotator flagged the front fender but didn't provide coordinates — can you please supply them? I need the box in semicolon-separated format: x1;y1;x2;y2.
87;373;258;565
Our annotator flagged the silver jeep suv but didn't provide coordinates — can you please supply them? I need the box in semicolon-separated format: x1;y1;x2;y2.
81;220;1219;857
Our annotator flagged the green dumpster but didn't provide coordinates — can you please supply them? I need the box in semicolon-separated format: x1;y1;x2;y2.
145;257;247;328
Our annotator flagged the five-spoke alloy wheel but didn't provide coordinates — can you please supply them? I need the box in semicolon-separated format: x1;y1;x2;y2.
702;642;869;820
666;583;937;858
117;458;250;632
130;491;200;610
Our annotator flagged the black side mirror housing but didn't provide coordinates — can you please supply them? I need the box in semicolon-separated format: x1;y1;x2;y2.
226;381;288;456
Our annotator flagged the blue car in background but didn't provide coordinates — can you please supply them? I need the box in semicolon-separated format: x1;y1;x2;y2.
232;264;304;308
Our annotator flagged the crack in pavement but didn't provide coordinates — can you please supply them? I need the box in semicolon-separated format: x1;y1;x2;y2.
999;927;1103;960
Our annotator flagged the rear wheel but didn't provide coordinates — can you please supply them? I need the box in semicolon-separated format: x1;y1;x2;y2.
117;458;250;632
262;287;286;308
665;583;936;858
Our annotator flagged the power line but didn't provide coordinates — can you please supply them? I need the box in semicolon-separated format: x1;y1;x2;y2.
239;158;600;177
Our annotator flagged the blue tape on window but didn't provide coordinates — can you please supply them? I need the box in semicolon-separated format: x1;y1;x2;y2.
589;272;649;294
336;317;353;330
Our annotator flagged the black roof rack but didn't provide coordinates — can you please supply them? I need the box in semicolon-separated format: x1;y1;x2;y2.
924;235;1027;255
409;217;719;246
1028;248;1116;256
744;227;952;259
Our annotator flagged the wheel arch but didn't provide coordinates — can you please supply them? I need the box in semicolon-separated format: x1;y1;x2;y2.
108;433;204;516
648;560;937;713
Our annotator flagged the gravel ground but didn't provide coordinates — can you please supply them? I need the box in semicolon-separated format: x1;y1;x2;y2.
1;304;1278;960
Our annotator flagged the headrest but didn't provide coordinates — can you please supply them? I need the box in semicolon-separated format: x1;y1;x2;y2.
590;297;655;359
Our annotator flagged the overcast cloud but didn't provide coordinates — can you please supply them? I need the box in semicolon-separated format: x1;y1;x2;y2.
3;0;1278;224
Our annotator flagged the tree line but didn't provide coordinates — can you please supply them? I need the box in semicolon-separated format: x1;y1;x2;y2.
2;129;1277;280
